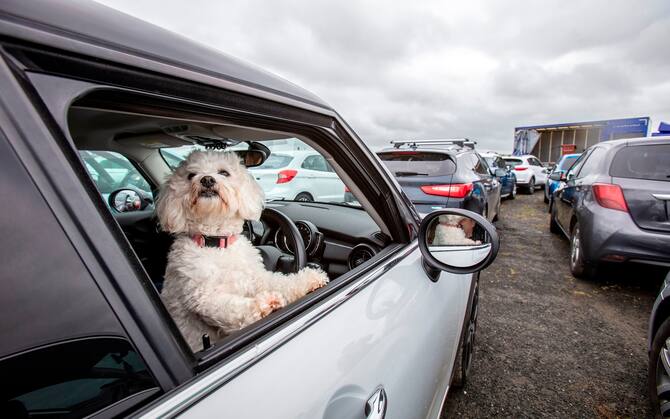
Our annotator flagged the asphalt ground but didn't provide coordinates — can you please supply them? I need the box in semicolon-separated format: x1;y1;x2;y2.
443;191;669;418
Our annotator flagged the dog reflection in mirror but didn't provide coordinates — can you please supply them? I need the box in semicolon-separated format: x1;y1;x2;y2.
430;214;481;246
157;150;328;351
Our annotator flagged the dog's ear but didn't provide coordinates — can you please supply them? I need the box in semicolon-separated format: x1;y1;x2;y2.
235;172;265;221
156;173;189;234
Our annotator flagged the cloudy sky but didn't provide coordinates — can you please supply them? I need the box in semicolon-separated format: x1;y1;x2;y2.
96;0;669;152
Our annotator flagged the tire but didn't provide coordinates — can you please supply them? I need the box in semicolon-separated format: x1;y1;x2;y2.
452;279;479;388
649;317;670;417
509;183;516;200
526;177;535;194
492;197;500;222
294;192;314;202
549;205;561;235
544;189;549;204
569;222;596;278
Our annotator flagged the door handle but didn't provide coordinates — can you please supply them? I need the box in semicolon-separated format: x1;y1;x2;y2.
365;386;387;419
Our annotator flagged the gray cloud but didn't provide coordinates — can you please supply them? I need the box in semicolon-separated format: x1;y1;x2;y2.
95;0;670;152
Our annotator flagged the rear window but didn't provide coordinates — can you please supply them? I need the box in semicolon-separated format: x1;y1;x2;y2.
378;151;456;176
610;144;670;181
559;155;580;171
256;153;293;170
503;158;523;167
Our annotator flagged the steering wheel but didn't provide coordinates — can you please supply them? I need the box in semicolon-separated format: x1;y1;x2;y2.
256;208;307;274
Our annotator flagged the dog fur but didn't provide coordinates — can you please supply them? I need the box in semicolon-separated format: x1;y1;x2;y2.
157;150;328;351
432;215;481;246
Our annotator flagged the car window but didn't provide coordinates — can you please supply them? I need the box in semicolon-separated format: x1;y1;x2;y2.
79;151;153;197
2;338;157;418
258;153;294;170
575;147;604;178
503;158;523;168
566;150;590;178
378;151;456;176
301;155;328;172
483;157;496;168
475;155;490;175
559;155;580;171
610;144;670;182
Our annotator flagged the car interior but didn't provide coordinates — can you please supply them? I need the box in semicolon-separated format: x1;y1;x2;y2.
66;100;392;310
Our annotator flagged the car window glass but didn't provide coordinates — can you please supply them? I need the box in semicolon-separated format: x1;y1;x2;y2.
79;151;153;198
475;155;490;175
566;150;590;177
610;144;670;182
1;338;158;418
302;155;328;172
378;151;456;176
559;155;580;171
503;158;522;168
576;147;603;178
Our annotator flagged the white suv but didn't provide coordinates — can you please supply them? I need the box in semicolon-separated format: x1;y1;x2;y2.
502;154;548;194
250;150;346;202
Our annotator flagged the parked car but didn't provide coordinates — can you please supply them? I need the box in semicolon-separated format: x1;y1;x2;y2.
0;2;500;418
377;140;503;222
550;137;670;278
544;153;582;205
647;270;670;417
502;154;548;194
481;152;517;200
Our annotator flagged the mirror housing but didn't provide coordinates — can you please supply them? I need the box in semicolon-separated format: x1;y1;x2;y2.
418;209;500;281
549;172;562;181
495;168;507;177
108;188;152;212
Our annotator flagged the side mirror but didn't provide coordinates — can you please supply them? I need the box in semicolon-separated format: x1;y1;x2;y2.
495;168;507;177
549;172;562;181
418;209;500;281
566;172;575;181
109;188;152;212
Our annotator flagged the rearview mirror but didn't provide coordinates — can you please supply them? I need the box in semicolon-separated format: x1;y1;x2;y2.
418;209;499;281
236;150;267;167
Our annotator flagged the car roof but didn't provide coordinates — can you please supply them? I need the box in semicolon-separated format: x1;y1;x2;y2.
377;145;472;156
0;0;330;110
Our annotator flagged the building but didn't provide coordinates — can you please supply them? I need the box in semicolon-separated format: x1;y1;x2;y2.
513;117;650;163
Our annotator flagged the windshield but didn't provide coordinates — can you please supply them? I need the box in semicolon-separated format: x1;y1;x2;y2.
558;155;580;171
503;158;523;168
161;138;357;205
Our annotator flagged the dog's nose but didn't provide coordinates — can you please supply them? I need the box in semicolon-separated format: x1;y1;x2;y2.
200;176;216;188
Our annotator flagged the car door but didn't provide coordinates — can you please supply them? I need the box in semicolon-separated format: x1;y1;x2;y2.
556;149;593;232
474;154;498;220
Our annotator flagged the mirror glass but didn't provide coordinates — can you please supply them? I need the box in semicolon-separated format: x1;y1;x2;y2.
495;168;507;177
425;214;493;267
111;189;143;212
549;172;562;181
238;150;266;167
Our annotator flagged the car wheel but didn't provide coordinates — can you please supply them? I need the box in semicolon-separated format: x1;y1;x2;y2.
509;183;516;200
649;317;670;417
549;205;561;235
452;279;479;388
492;198;500;222
544;188;549;204
569;222;595;278
294;192;314;202
527;177;535;194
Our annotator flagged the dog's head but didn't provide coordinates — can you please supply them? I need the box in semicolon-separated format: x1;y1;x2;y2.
156;150;264;235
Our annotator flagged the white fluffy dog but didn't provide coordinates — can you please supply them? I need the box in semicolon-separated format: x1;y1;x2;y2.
157;150;328;351
432;215;481;246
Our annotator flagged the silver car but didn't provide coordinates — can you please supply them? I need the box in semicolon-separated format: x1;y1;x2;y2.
0;1;500;418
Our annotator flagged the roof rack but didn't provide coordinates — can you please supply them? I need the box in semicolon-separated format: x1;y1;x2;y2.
390;138;477;149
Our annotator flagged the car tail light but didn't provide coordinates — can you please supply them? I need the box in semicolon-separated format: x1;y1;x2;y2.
344;186;350;192
277;169;298;184
514;167;528;171
592;183;628;212
420;183;473;198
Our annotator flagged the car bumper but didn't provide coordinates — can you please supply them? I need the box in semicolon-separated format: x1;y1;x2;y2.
514;171;532;183
581;203;670;267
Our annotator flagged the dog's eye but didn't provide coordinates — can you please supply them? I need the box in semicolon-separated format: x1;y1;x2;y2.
218;170;230;177
187;173;196;180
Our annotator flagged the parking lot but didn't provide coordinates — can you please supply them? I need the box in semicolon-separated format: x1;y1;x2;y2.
444;192;668;418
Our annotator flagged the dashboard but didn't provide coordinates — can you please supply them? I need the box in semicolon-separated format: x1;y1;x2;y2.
249;201;390;277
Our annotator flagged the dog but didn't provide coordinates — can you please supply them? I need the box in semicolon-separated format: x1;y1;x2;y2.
431;214;481;246
156;150;328;351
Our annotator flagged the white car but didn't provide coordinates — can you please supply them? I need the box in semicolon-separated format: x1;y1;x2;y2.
251;150;346;202
502;154;548;194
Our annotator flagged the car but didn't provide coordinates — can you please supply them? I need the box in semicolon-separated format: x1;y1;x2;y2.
502;154;549;194
481;152;517;200
544;153;581;205
377;140;503;222
550;137;670;278
647;270;670;417
0;2;501;418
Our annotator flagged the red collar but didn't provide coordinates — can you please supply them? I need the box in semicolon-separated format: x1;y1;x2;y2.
191;234;238;249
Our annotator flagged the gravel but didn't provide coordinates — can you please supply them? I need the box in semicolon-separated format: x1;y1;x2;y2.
442;192;668;418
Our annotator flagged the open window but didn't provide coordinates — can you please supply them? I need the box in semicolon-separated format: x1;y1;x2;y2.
65;89;397;356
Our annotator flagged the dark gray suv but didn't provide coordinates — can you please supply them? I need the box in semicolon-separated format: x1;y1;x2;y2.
550;137;670;278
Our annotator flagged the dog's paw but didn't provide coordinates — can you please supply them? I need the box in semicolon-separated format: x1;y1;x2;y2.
303;268;329;293
255;291;287;317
